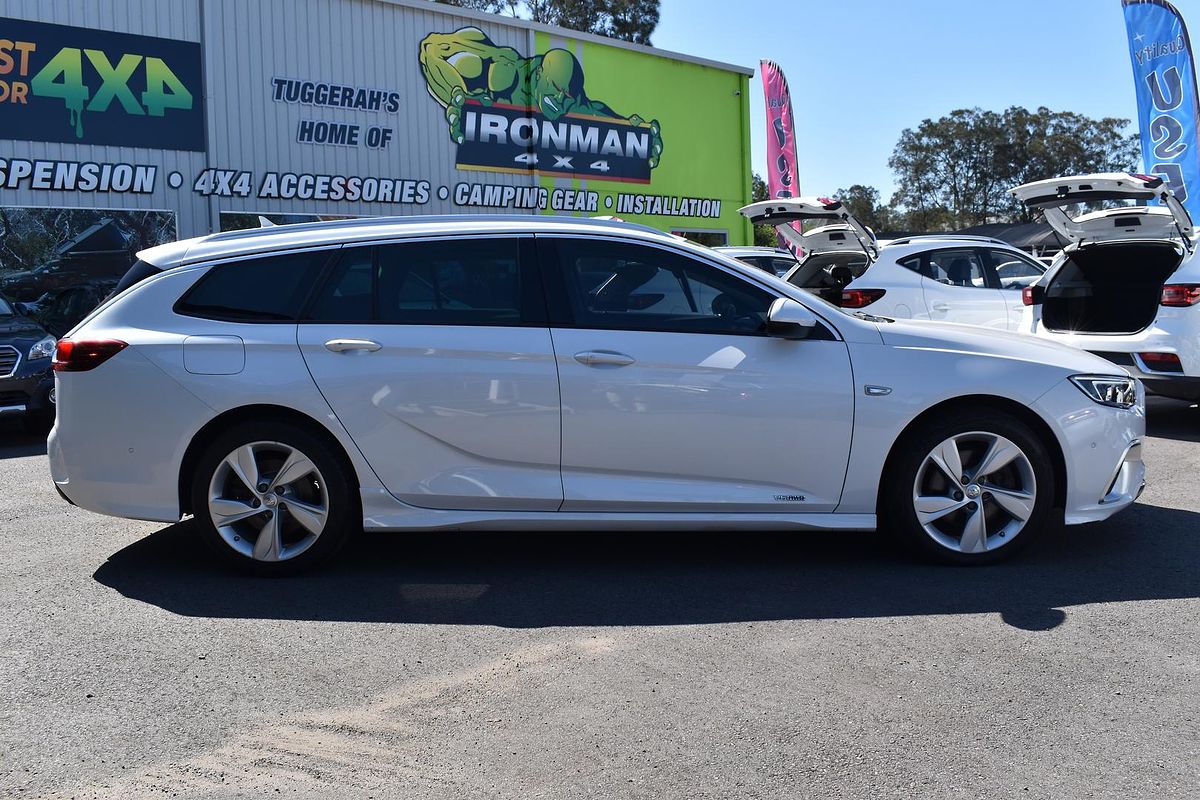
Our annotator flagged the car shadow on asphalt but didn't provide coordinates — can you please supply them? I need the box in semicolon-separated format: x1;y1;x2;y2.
93;500;1200;632
0;423;47;458
1146;397;1200;443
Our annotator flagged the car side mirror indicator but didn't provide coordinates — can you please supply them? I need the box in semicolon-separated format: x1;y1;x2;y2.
767;297;819;340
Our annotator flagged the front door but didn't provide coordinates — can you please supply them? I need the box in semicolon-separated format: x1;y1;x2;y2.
298;237;563;511
917;247;1009;328
539;236;855;513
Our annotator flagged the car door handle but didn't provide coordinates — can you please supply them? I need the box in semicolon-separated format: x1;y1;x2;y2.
574;350;636;367
931;302;951;312
324;338;382;353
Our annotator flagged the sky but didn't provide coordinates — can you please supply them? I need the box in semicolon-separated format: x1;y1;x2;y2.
651;0;1200;202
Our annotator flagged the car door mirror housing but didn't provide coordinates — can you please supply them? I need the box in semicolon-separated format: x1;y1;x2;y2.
767;297;819;340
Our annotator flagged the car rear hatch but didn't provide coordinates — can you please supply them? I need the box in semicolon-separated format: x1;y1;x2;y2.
739;199;877;303
1011;173;1194;334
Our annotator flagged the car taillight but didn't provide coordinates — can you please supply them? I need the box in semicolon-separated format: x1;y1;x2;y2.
1139;352;1183;373
840;288;886;308
52;339;127;372
1160;284;1200;307
1022;285;1044;306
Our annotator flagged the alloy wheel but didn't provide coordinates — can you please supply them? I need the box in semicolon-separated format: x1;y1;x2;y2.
911;431;1037;555
207;441;329;562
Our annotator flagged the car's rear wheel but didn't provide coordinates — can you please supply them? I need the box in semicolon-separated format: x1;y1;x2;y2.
190;420;356;575
882;410;1055;565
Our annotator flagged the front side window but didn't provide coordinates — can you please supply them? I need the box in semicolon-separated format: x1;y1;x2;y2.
177;250;332;321
549;239;773;335
986;249;1044;290
306;238;543;326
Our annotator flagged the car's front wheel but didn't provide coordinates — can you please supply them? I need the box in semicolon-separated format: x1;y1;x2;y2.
882;409;1056;565
190;420;357;575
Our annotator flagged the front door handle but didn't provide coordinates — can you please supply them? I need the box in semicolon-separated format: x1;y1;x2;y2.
931;302;951;312
325;338;382;353
574;350;636;367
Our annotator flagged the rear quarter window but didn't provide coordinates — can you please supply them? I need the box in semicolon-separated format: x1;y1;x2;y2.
176;250;332;322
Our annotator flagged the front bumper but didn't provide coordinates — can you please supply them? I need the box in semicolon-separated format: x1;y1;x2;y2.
0;365;54;417
1032;378;1147;526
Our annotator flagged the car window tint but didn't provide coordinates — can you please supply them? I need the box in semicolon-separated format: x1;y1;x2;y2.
375;238;531;325
925;249;989;288
771;258;797;275
307;247;373;321
177;250;331;321
987;249;1044;290
552;239;772;335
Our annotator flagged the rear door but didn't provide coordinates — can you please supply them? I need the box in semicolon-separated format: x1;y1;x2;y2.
298;237;563;511
912;247;1010;328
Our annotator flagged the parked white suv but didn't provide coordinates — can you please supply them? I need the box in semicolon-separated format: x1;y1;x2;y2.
741;198;1045;329
1012;173;1200;401
49;215;1144;573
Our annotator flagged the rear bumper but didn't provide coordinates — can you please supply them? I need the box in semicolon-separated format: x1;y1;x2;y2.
1087;351;1200;400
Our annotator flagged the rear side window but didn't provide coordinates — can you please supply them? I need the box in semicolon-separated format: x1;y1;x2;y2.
306;238;545;326
112;260;163;296
177;250;331;321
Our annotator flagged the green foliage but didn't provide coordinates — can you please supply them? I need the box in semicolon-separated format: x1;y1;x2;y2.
889;106;1140;230
750;172;777;246
434;0;659;43
833;184;894;235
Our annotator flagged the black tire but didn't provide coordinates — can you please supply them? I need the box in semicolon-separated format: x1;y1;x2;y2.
881;408;1056;565
189;419;358;576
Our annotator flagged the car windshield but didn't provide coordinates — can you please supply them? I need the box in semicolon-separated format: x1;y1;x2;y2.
0;297;13;316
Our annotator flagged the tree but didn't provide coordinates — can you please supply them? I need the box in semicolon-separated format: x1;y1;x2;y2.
750;172;777;247
834;184;894;235
434;0;659;44
889;106;1139;230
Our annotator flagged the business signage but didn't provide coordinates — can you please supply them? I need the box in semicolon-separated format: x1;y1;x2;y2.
0;17;205;151
419;28;664;184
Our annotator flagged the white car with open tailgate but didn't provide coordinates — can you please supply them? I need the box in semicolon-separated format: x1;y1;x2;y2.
741;198;1045;328
1012;173;1200;400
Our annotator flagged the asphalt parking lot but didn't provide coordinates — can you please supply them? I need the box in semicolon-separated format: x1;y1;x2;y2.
2;398;1198;799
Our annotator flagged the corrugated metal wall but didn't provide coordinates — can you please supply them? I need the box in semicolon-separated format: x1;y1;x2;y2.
1;0;752;240
3;0;209;235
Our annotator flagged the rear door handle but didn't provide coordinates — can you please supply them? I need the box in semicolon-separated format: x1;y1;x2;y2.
325;338;382;353
574;350;635;367
931;302;951;312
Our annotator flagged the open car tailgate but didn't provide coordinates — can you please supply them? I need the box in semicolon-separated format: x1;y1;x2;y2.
739;197;878;258
1011;173;1194;246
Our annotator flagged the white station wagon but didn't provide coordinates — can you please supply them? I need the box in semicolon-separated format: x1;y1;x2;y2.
49;215;1144;573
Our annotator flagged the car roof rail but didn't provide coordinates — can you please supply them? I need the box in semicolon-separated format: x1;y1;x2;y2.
886;234;1011;247
202;213;666;243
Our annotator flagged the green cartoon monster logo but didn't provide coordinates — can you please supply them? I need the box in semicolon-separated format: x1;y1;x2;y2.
420;27;664;181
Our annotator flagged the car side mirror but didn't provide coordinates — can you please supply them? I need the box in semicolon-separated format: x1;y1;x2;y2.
767;297;819;340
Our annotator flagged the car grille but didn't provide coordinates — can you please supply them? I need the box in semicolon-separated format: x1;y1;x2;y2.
0;346;18;378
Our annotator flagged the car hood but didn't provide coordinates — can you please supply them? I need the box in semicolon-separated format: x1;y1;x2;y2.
0;313;48;343
876;318;1126;375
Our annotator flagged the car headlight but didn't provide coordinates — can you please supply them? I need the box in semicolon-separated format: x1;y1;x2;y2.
28;335;56;361
1070;375;1138;408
